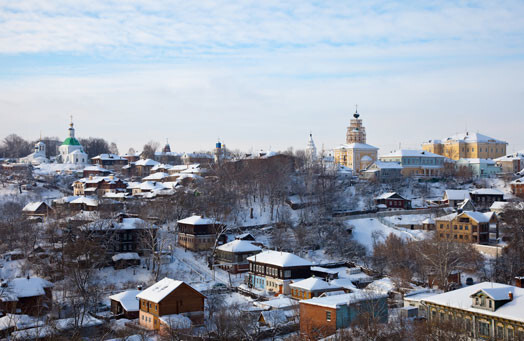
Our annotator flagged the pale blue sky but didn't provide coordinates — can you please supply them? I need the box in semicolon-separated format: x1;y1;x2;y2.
1;0;524;154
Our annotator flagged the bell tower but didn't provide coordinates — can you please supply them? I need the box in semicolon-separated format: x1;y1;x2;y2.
346;105;367;144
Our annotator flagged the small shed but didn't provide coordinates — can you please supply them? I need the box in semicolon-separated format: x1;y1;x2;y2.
112;253;140;269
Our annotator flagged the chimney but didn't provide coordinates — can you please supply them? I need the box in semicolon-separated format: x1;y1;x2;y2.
508;292;513;301
515;277;523;288
137;285;143;291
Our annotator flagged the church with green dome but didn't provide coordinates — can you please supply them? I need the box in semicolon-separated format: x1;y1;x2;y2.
59;118;88;164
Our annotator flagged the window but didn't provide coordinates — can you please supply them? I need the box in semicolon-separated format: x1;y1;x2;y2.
496;325;504;339
479;321;490;337
284;270;291;278
326;311;331;321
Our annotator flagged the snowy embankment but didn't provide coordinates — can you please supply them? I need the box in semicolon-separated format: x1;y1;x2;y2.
348;218;429;252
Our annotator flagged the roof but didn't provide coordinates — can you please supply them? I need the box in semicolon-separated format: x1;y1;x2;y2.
83;165;111;172
510;177;524;185
143;172;169;181
374;192;405;200
458;158;497;165
136;278;185;303
61;137;81;146
91;153;125;161
422;282;524;323
446;132;506;144
289;277;339;291
135;159;160;167
334;143;378;150
255;296;297;310
381;149;445;158
436;211;493;224
444;190;471;201
246;250;312;267
159;314;192;329
177;215;217;225
109;289;140;312
0;277;53;301
70;196;99;206
112;252;140;262
22;201;47;212
301;290;387;309
470;188;504;196
216;240;261;253
494;153;524;162
371;161;403;169
490;201;508;210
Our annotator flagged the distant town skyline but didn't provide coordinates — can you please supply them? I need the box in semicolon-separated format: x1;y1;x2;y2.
1;1;524;154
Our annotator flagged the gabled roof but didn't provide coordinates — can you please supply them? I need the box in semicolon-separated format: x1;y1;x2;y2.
143;172;169;181
371;161;403;169
301;291;387;309
22;201;49;212
374;192;406;200
177;215;217;225
0;277;53;301
289;277;339;291
216;240;261;253
444;190;471;201
109;289;140;312
136;278;203;304
470;188;504;196
91;153;125;161
471;287;513;301
436;211;493;224
135;159;160;167
423;282;524;323
247;250;312;267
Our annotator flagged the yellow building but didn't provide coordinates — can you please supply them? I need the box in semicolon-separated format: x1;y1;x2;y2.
422;132;507;161
334;108;378;172
435;211;497;244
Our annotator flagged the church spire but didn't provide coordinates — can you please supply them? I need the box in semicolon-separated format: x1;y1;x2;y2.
68;115;75;138
353;104;360;119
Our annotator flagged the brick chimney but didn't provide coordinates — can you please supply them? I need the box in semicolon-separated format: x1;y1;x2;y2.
515;277;523;288
509;292;513;301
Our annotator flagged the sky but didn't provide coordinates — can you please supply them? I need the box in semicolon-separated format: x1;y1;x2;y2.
1;0;524;155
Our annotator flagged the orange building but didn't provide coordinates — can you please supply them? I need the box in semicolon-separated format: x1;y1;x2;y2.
136;278;205;331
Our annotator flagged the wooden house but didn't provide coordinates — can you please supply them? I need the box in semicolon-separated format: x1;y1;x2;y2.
0;277;53;316
109;289;140;319
215;240;261;274
177;215;226;251
510;177;524;198
373;192;411;209
136;278;205;330
442;190;471;208
82;165;112;178
22;202;52;218
247;250;312;295
470;189;504;210
435;211;498;244
91;153;128;168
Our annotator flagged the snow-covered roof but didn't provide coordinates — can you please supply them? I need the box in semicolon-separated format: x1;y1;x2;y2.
422;282;524;323
436;211;493;224
138;181;167;191
289;277;339;291
22;201;47;212
366;277;396;294
470;188;504;196
259;310;290;327
83;165;111;172
458;158;497;165
510;176;524;185
109;289;140;312
381;149;445;158
374;192;404;200
112;252;140;262
445;132;506;144
444;190;471;201
70;196;99;206
490;201;508;210
151;163;173;171
142;172;169;181
177;215;217;225
135;159;160;167
422;217;435;224
255;296;297;310
494;153;524;162
301;290;387;309
159;314;192;329
216;240;261;253
0;314;43;331
371;161;403;169
0;277;53;301
92;153;126;161
136;278;185;303
334;143;378;150
246;250;312;268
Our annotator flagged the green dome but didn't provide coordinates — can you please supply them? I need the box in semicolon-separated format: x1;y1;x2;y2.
62;137;81;146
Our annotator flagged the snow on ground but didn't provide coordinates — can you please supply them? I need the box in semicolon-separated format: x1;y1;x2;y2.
0;182;63;205
348;218;426;251
93;266;153;290
33;163;83;176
